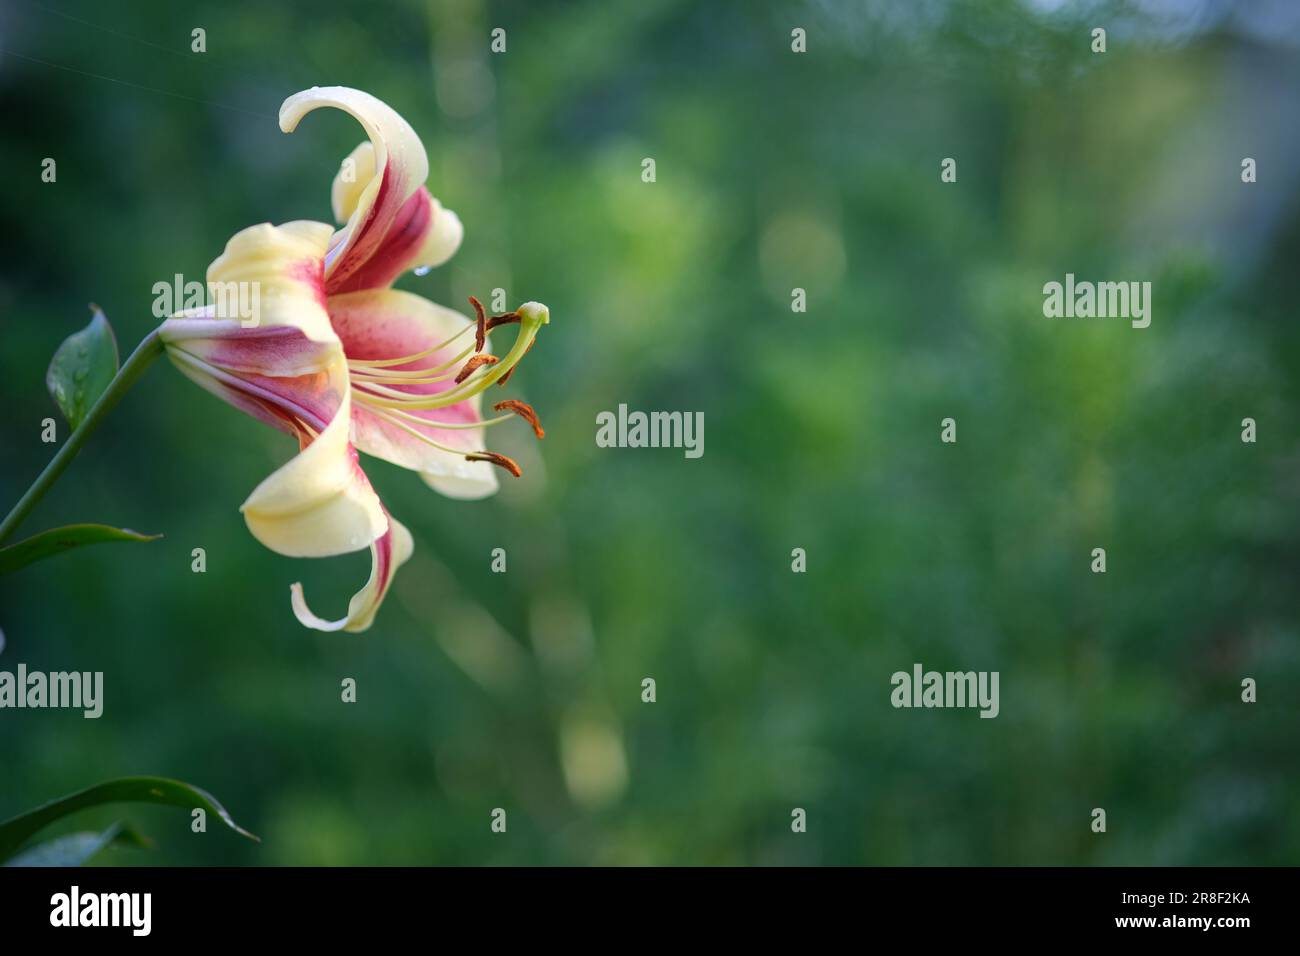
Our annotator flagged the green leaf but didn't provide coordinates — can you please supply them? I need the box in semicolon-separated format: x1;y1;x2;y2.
3;821;151;867
46;304;119;430
0;523;161;576
0;777;259;862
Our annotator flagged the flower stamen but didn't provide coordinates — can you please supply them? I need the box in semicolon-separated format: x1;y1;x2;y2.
346;303;551;480
369;404;518;430
346;323;474;368
465;451;522;478
469;295;487;352
493;400;544;439
486;312;521;333
347;301;550;413
365;405;518;481
468;295;523;353
348;345;475;389
496;338;535;386
454;353;499;384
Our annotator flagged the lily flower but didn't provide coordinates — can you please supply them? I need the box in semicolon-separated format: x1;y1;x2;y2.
158;87;549;633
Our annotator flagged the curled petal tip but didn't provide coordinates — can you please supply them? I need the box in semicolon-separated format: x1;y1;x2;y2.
417;204;463;270
277;86;430;289
289;517;413;633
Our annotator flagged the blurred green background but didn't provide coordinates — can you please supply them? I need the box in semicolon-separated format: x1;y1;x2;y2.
2;0;1299;865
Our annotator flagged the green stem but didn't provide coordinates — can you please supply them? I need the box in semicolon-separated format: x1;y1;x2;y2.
0;331;164;546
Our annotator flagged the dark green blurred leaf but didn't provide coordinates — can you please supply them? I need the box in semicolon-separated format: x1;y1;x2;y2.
0;777;259;861
3;821;151;867
0;524;162;576
46;305;118;430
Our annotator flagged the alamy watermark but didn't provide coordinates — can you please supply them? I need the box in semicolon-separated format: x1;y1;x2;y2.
0;664;102;718
1043;273;1151;329
891;663;999;718
50;886;150;936
596;404;704;459
152;273;261;328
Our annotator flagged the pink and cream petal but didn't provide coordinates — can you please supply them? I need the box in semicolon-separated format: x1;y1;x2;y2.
279;87;429;291
158;220;348;437
162;322;348;439
328;288;501;500
205;220;338;343
420;462;499;501
291;512;414;633
327;188;464;294
414;201;462;272
240;391;388;558
161;318;342;381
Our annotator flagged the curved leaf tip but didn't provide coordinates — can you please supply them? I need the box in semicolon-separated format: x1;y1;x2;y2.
0;523;162;575
0;776;258;862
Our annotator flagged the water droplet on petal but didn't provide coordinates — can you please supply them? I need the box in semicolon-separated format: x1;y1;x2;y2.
413;265;432;277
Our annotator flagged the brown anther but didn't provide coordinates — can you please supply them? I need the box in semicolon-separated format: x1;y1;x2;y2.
485;311;521;332
470;295;523;351
454;353;499;384
468;296;488;353
496;338;535;387
465;450;522;478
493;399;545;439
